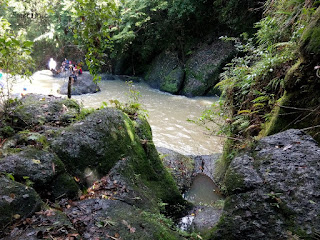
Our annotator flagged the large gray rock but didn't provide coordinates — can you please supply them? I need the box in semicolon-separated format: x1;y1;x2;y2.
50;108;187;213
145;51;184;94
50;108;141;185
7;94;80;128
3;208;78;240
211;129;320;239
60;72;100;95
0;176;42;231
1;95;189;239
0;148;80;199
65;199;184;240
182;40;234;96
157;147;195;192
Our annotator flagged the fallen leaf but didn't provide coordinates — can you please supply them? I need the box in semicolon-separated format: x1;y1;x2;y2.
3;195;14;203
32;159;41;164
122;220;136;233
74;176;80;182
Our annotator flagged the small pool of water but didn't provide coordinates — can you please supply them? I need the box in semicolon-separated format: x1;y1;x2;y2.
178;174;224;232
184;174;223;206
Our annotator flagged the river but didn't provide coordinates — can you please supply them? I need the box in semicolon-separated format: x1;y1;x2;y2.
11;70;223;155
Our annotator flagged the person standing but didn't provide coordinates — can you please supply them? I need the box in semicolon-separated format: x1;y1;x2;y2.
48;58;57;71
0;69;4;89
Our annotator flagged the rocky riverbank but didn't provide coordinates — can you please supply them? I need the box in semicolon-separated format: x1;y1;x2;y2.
0;94;190;239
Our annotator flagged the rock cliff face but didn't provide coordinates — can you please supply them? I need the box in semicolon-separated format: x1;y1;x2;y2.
211;129;320;239
145;39;234;96
145;51;184;94
0;94;188;239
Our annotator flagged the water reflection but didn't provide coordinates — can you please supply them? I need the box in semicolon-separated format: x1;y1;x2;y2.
184;174;223;206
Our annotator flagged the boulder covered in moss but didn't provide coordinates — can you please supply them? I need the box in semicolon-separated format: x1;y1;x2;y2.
157;147;194;192
51;108;187;212
3;208;79;240
211;129;320;239
0;148;80;199
181;40;234;96
65;198;184;240
7;94;80;128
1;95;189;239
60;72;100;95
50;108;144;185
145;51;184;94
0;175;42;232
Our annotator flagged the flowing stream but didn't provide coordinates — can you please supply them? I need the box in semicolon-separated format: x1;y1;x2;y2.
12;70;223;155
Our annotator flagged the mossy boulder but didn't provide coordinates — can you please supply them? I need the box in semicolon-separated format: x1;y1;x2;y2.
145;51;184;94
1;95;189;239
0;175;42;231
0;148;80;199
65;199;184;240
51;107;187;213
7;94;80;128
2;208;78;240
50;108;143;185
181;40;234;96
157;147;194;192
60;72;100;95
211;129;320;239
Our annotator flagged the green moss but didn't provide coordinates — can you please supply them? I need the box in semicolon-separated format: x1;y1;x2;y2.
224;167;245;194
263;94;287;137
51;173;80;199
60;98;81;113
301;7;320;55
133;115;153;141
141;211;181;240
214;139;237;184
0;126;15;138
161;70;181;93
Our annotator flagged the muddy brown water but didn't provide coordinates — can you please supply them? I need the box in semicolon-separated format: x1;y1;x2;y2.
12;70;223;155
184;174;223;206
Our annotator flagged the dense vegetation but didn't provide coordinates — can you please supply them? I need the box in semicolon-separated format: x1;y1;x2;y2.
202;0;320;181
0;0;263;74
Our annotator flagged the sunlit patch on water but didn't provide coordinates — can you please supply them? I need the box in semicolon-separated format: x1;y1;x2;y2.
178;215;195;231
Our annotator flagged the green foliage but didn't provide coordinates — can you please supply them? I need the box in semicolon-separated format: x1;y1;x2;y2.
109;81;148;119
22;176;34;187
195;1;320;183
0;125;15;137
71;0;118;76
0;17;34;117
76;107;95;121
